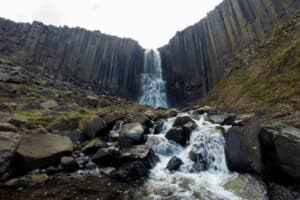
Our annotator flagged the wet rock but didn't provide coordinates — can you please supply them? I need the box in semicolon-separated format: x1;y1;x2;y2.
40;100;58;110
0;122;17;132
79;115;107;139
108;131;119;142
165;125;193;146
266;182;298;200
91;147;120;167
189;151;207;172
82;138;108;154
173;116;195;127
119;123;144;147
224;121;262;173
193;106;217;115
154;119;164;134
15;133;73;170
224;174;267;200
165;109;179;117
166;156;183;171
0;131;20;176
260;124;300;180
60;156;78;172
4;174;48;188
111;161;149;181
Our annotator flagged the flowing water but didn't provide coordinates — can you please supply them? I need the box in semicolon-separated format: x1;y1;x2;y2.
139;49;168;108
139;112;267;200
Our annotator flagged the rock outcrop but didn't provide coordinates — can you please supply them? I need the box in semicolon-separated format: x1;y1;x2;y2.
0;18;144;100
159;0;300;105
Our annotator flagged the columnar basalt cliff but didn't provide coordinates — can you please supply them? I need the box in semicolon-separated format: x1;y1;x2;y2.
0;18;144;100
159;0;300;106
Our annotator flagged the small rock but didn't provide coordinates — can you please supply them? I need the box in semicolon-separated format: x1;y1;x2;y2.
166;156;183;171
82;138;108;154
60;156;78;172
40;100;58;110
7;116;29;127
86;95;99;108
0;122;18;132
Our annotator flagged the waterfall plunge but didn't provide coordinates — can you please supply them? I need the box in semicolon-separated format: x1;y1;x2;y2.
139;49;168;108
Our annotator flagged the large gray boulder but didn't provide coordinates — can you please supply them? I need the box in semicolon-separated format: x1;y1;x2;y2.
0;131;20;176
119;123;144;147
224;121;262;173
16;134;73;170
79;115;107;139
260;124;300;180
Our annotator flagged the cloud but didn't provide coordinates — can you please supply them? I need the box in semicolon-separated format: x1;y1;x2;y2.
32;0;61;24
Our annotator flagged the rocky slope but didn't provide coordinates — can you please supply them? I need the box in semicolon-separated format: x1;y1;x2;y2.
0;18;144;100
159;0;300;105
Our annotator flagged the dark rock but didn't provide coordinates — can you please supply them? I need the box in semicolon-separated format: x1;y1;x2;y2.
224;121;262;173
165;109;179;117
119;123;144;147
111;161;149;181
127;113;148;125
260;124;300;180
0;131;20;176
15;133;73;171
79;115;107;139
193;106;217;115
91;147;120;167
154;119;164;134
82;138;108;154
7;116;29;127
4;174;48;188
165;125;194;146
86;95;99;108
65;129;85;144
166;156;183;171
173;116;195;127
189;151;207;172
0;102;17;112
119;145;159;169
60;156;78;172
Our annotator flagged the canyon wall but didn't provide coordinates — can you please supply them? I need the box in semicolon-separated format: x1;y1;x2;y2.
160;0;300;106
0;18;144;100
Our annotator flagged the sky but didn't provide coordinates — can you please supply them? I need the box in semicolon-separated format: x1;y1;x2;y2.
0;0;222;48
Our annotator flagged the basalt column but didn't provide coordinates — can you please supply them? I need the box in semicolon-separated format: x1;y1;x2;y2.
159;0;300;106
0;18;145;100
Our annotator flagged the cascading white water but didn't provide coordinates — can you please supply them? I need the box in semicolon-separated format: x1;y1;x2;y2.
139;49;168;108
139;112;267;200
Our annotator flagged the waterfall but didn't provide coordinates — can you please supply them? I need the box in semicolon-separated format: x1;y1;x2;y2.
139;49;168;108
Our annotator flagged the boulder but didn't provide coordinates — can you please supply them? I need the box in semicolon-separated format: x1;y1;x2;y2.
119;123;144;147
103;111;125;127
259;124;300;180
127;113;148;125
110;161;149;181
0;131;20;175
4;174;48;188
193;106;217;115
16;134;73;170
91;147;120;167
7;116;29;127
165;123;195;146
119;145;159;168
154;119;164;134
224;121;262;173
173;116;196;127
79;115;107;139
86;95;99;108
166;156;183;171
60;156;78;172
165;109;179;117
82;138;108;154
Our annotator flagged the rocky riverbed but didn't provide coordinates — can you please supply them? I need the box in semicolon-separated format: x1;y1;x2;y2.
0;57;300;199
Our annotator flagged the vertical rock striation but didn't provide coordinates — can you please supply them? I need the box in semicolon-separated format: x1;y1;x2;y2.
0;18;144;100
159;0;300;106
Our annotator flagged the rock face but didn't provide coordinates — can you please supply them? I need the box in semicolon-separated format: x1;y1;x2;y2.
159;0;300;105
16;134;73;170
260;125;300;180
0;18;144;100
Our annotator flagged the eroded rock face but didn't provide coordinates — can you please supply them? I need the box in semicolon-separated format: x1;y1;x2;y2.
16;134;73;170
0;18;144;100
159;0;300;105
260;125;300;180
